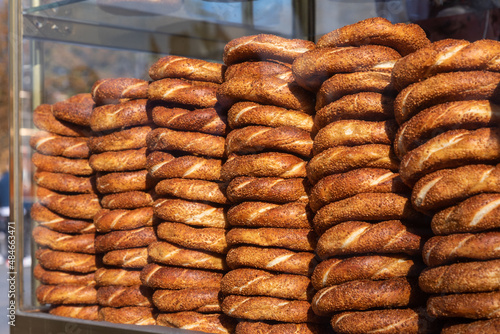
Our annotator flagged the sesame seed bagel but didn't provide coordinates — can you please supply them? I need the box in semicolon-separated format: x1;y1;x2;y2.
419;259;500;294
91;78;148;106
227;102;314;133
392;39;500;91
292;45;400;92
30;131;90;158
316;220;423;259
223;34;315;65
431;193;500;235
316;17;430;56
153;198;228;228
149;55;224;83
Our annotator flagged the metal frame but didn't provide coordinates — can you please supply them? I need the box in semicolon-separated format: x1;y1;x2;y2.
9;1;316;332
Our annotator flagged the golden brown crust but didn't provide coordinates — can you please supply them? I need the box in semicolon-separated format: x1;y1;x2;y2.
315;92;395;129
94;207;154;232
30;131;90;158
100;190;156;209
394;100;500;159
330;308;430;334
316;17;430;56
422;232;500;267
226;126;313;158
228;102;314;133
147;151;222;181
91;78;149;106
36;187;101;220
223;34;315;65
400;127;500;186
419;259;500;294
313;193;421;235
227;228;317;252
221;268;313;301
157;222;228;254
153;288;222;313
33;104;91;137
309;168;408;212
155;178;228;204
34;171;95;194
89;147;147;172
235;321;330;334
227;176;309;204
140;263;223;289
411;164;500;214
394;71;500;125
32;152;93;176
312;255;421;290
95;267;142;287
427;291;500;319
97;285;153;307
222;295;321;323
432;193;500;235
152;105;227;135
154;198;228;228
315;72;395;111
316;220;423;259
52;93;95;127
313;120;397;155
392;39;500;91
36;284;97;305
221;152;307;182
48;305;99;321
95;169;156;194
31;203;95;234
441;318;500;334
157;311;236;333
312;277;419;316
34;264;96;286
33;226;96;254
293;45;400;92
224;60;293;82
227;201;312;229
149;55;225;83
217;76;315;113
95;227;157;253
306;144;399;185
148;78;219;108
102;247;149;268
148;241;228;271
90;99;152;132
98;306;156;325
147;127;225;158
226;245;318;276
88;125;153;153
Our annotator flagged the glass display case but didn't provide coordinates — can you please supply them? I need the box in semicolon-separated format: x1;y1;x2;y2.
9;0;500;333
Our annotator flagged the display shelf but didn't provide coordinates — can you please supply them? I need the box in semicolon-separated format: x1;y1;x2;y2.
23;0;313;58
11;311;208;334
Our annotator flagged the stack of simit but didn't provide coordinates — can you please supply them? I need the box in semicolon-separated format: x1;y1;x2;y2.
140;55;237;333
216;34;333;333
31;94;100;320
89;77;159;325
293;17;435;334
392;38;500;334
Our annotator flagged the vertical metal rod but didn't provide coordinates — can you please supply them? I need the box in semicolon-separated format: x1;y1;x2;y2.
8;0;24;312
292;0;315;41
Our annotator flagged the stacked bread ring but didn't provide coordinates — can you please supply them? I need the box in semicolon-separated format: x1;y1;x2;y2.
140;55;237;334
392;39;500;332
291;18;434;334
89;77;159;325
31;94;100;321
216;34;334;334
